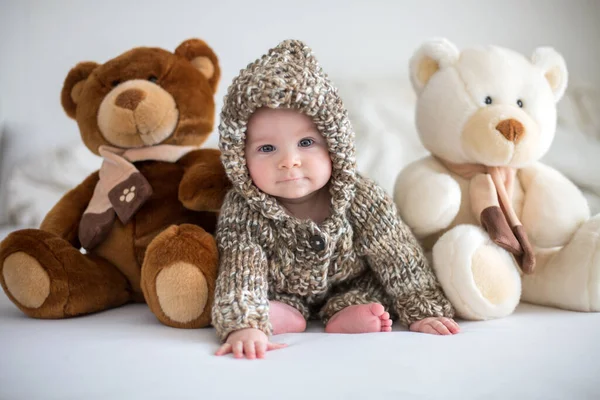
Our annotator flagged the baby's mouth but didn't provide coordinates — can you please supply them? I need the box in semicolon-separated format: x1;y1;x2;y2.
279;177;305;183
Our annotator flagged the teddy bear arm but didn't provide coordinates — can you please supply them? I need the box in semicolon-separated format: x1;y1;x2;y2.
394;161;462;238
178;150;231;212
39;171;100;247
519;163;590;247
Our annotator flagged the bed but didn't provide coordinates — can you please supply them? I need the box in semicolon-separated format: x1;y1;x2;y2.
1;77;599;399
1;291;599;399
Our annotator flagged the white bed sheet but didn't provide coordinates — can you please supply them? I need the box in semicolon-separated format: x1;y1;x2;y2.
1;289;599;400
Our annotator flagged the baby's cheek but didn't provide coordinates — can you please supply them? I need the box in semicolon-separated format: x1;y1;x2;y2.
312;150;332;173
247;159;261;182
248;160;275;193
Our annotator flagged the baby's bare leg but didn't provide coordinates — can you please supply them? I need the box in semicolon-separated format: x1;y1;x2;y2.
269;293;309;335
269;301;306;334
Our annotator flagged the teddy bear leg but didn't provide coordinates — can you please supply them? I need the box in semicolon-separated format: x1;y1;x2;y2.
432;224;522;320
521;214;600;312
0;229;131;318
141;224;218;329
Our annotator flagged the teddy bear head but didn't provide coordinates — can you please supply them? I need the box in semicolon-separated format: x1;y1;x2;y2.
409;38;567;167
60;38;220;155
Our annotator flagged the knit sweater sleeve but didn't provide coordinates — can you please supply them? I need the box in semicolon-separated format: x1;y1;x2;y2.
211;191;272;342
350;176;455;327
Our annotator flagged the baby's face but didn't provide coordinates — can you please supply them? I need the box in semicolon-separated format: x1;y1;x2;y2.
245;108;332;200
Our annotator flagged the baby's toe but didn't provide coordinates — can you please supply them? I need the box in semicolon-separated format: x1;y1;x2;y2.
368;303;385;317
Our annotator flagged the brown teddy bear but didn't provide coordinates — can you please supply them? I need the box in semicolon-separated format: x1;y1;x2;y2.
0;38;230;329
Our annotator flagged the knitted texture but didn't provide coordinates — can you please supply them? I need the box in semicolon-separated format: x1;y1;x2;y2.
212;39;454;341
349;178;456;326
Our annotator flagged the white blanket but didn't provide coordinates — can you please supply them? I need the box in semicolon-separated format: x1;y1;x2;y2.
4;145;101;227
0;291;598;399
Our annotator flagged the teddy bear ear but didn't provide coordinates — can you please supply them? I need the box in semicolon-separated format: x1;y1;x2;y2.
60;61;99;119
409;38;460;94
531;47;568;102
175;38;221;93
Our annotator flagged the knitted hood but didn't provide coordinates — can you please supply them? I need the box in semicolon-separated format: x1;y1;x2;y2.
218;39;357;222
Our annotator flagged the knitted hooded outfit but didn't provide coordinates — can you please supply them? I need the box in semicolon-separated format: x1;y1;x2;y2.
212;39;454;341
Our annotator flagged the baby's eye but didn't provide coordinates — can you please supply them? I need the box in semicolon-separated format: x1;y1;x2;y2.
299;138;314;147
258;144;275;153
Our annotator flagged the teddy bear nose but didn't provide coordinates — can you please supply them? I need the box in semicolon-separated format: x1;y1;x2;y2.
115;89;147;111
496;119;525;143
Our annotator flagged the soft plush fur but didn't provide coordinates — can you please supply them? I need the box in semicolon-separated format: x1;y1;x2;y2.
394;38;600;320
0;39;230;328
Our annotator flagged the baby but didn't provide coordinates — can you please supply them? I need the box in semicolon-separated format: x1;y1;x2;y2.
213;40;459;359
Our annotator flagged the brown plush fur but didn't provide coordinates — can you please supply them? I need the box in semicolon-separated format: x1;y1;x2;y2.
0;38;229;328
39;171;100;247
179;148;230;211
61;41;218;155
141;224;218;328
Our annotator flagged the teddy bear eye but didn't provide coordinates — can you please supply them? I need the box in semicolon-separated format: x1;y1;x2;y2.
484;96;493;105
148;76;158;83
517;99;524;108
111;79;121;87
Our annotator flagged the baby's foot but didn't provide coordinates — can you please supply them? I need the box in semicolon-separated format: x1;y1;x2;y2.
269;301;307;335
325;303;393;334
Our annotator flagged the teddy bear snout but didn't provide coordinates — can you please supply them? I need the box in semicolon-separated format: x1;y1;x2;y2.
115;88;147;111
496;119;524;143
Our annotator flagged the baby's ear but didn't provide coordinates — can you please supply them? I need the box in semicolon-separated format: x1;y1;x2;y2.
531;47;568;102
409;38;459;94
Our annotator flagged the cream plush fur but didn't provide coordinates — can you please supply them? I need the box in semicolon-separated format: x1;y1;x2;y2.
394;38;600;320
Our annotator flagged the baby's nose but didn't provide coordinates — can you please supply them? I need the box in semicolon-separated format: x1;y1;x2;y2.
279;152;301;168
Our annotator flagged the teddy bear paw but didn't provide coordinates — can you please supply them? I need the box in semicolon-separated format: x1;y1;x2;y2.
522;214;600;312
2;252;50;309
432;224;521;320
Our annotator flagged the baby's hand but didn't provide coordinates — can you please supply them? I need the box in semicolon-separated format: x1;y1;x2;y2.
215;328;287;359
409;317;460;335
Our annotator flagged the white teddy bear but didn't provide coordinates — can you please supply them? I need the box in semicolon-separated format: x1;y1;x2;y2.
394;38;600;320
